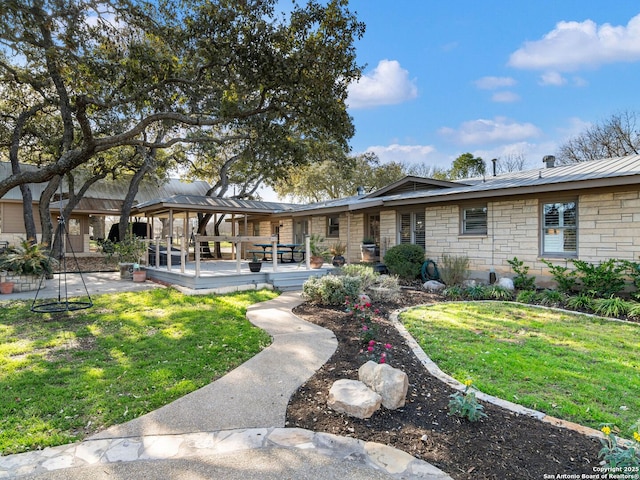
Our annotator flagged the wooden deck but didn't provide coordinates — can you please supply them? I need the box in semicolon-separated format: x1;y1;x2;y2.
144;259;333;293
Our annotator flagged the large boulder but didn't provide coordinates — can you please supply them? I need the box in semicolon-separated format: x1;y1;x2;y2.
497;277;515;291
358;361;409;410
327;379;382;419
423;280;445;292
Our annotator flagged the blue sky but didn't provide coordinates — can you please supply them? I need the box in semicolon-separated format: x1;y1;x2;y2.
344;1;640;172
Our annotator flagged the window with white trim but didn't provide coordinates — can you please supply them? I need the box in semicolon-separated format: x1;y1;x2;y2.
398;212;425;249
541;200;577;256
461;205;487;235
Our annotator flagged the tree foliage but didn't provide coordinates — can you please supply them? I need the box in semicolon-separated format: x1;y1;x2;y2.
0;0;365;223
272;151;406;202
449;153;486;179
557;111;640;165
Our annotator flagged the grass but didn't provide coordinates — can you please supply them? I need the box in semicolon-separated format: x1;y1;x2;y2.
0;288;277;455
401;302;640;438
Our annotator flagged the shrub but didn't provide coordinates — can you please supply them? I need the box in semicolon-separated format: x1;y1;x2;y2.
486;285;513;301
515;290;538;304
541;259;578;294
302;275;361;305
536;289;565;307
565;294;595;312
506;257;536;291
0;239;57;275
464;284;490;300
448;380;487;422
439;254;470;286
592;296;632;318
383;244;425;280
572;259;627;298
442;285;464;300
340;264;379;290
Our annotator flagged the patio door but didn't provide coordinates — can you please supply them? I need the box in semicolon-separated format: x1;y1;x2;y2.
293;219;308;244
66;217;83;253
398;212;425;250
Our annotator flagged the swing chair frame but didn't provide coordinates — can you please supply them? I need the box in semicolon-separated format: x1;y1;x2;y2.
30;212;93;314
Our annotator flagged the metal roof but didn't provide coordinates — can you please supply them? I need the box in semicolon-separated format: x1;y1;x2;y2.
133;194;299;215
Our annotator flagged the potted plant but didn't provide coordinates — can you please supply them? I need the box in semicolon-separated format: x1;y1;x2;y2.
248;254;262;272
132;263;147;282
309;234;327;269
361;237;378;263
0;239;58;293
106;235;147;280
0;270;14;294
329;241;347;267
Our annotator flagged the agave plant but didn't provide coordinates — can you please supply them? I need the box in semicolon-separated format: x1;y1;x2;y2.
0;239;58;275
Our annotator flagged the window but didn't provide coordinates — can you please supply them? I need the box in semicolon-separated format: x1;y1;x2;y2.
461;206;487;235
398;212;425;249
327;215;340;238
542;200;577;256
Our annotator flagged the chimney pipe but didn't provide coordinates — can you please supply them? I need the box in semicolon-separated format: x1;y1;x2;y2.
543;155;555;168
491;158;497;177
356;186;365;196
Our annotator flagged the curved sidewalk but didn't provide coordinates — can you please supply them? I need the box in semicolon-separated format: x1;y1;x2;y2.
0;290;452;480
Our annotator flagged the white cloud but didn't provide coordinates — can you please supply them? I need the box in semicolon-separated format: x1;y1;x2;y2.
347;60;418;109
475;76;517;90
509;14;640;71
491;91;520;102
438;117;542;145
364;144;436;164
539;71;567;86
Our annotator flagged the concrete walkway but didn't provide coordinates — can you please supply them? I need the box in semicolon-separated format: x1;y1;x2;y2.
0;285;452;479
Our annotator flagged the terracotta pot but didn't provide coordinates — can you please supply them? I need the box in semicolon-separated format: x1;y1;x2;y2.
310;256;324;269
0;282;15;294
132;270;147;282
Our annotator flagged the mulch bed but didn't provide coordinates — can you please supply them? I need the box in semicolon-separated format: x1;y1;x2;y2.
285;289;604;480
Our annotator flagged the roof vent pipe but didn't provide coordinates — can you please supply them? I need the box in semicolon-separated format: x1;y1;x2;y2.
491;158;497;177
356;186;365;196
543;155;556;168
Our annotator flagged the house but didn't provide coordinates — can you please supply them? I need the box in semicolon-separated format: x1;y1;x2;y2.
249;154;640;285
0;162;211;254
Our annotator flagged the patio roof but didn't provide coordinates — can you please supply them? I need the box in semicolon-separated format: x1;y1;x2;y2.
133;194;300;216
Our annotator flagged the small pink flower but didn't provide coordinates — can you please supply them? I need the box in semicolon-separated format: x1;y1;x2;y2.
367;346;374;353
362;325;369;331
369;340;376;346
384;343;392;350
379;355;386;364
365;302;371;308
374;309;380;314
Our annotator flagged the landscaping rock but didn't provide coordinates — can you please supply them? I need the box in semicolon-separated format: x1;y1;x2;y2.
358;361;409;410
497;277;515;290
423;280;445;292
327;379;381;419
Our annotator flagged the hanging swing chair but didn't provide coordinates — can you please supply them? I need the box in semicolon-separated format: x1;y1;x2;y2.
31;212;93;313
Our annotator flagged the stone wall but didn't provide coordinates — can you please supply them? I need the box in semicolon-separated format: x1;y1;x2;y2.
1;273;42;293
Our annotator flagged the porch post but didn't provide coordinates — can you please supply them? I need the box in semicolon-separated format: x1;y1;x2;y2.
305;235;311;270
194;234;200;277
180;235;186;274
271;236;278;272
236;239;241;273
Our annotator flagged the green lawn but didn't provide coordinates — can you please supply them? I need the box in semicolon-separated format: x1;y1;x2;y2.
401;302;640;438
0;288;277;455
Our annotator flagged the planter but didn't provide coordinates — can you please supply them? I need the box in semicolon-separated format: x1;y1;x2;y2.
132;270;147;282
248;261;263;273
119;262;134;280
332;255;345;267
361;244;378;263
0;282;14;294
310;256;324;269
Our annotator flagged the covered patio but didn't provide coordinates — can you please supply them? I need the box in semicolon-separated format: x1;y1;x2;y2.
132;195;331;292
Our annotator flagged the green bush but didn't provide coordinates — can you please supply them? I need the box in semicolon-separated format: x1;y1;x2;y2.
439;254;470;286
572;259;627;298
506;257;536;291
565;294;595;312
541;259;578;293
592;296;632;318
536;289;566;307
515;290;538;304
302;275;362;305
383;244;425;280
340;264;379;290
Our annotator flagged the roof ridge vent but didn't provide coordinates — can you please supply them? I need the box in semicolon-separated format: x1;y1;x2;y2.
543;155;556;168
